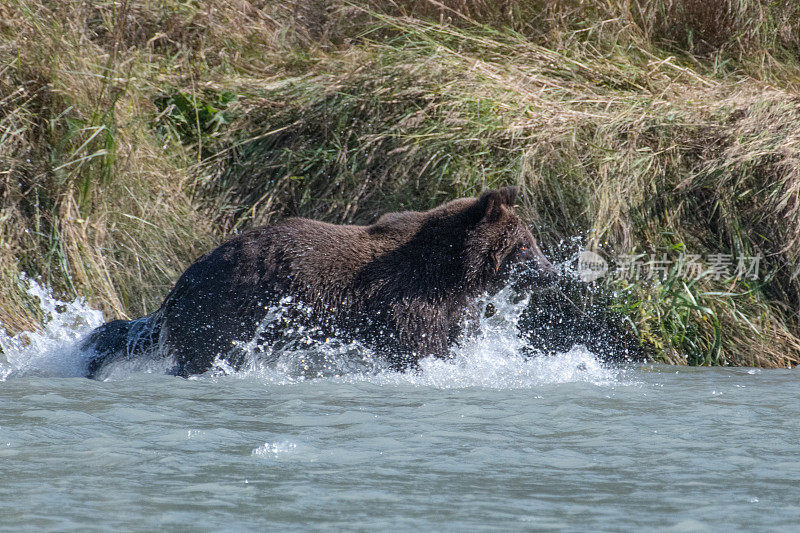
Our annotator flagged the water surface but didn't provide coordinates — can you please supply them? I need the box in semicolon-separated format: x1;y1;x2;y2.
1;283;798;531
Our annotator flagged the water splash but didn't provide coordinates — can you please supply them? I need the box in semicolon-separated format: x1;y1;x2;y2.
252;441;298;458
207;298;390;381
0;278;104;380
210;284;622;389
0;277;625;388
338;285;620;389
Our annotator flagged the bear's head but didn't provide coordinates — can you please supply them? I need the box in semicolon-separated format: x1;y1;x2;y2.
465;186;557;290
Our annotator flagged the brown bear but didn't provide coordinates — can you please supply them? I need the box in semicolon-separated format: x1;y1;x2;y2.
84;187;556;377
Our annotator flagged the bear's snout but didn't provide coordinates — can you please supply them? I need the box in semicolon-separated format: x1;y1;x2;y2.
516;243;559;289
530;260;559;288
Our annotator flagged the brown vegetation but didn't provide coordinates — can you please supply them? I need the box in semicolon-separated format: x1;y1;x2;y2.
2;1;800;366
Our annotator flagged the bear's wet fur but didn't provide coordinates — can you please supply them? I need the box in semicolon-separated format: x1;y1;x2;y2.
84;187;556;377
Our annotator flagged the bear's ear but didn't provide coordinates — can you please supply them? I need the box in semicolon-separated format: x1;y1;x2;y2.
473;186;518;222
498;186;518;207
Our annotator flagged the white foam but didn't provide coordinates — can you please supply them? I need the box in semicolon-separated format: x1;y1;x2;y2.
212;284;622;389
89;353;178;381
347;346;617;390
252;441;298;457
0;278;623;388
333;285;620;389
0;278;104;380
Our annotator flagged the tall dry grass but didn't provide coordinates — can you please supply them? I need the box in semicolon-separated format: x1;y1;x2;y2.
2;0;800;366
0;0;218;328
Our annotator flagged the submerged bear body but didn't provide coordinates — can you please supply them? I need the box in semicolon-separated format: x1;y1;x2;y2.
84;187;556;377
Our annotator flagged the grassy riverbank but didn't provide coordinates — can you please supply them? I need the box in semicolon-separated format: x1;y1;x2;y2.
2;0;800;366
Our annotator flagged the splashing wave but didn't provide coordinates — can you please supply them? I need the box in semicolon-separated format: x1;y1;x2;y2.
1;279;625;388
0;278;104;380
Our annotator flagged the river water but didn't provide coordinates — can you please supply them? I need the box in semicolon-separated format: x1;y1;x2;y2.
1;282;798;531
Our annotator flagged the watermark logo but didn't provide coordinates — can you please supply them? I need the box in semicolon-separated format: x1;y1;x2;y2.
577;250;608;282
574;250;763;282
